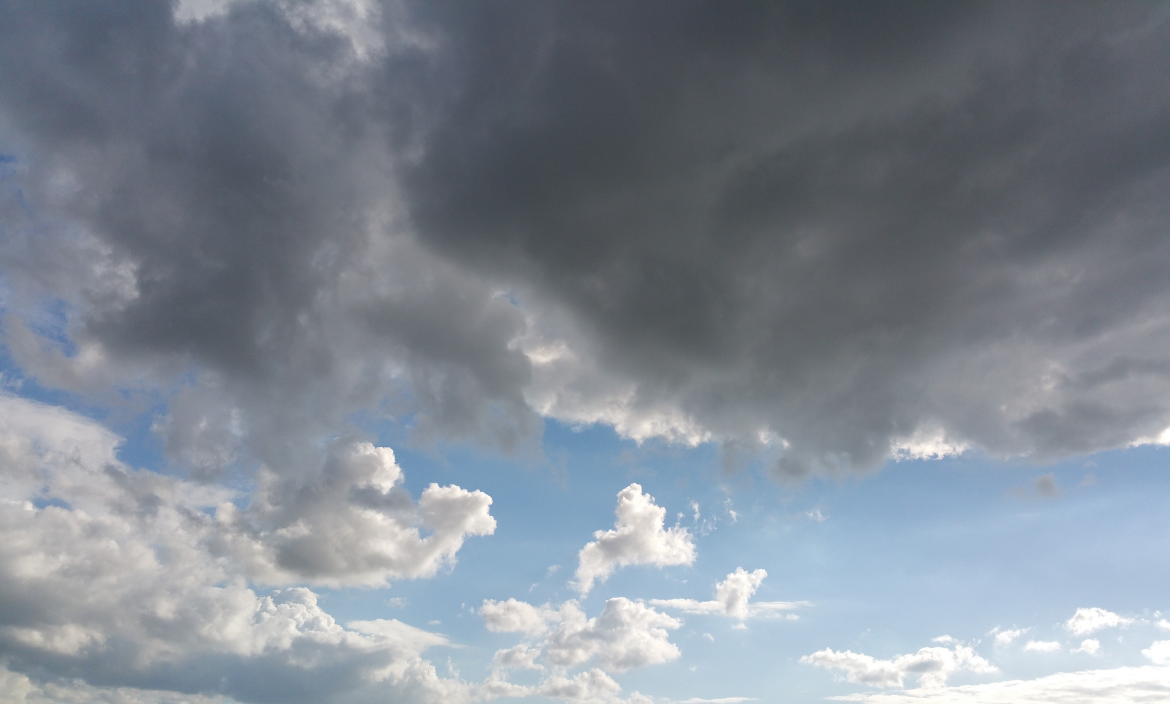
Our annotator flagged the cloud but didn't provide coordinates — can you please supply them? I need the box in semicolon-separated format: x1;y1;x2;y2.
825;665;1170;704
481;599;557;638
1033;474;1061;498
0;1;1167;491
1072;639;1100;655
486;598;681;675
650;568;806;621
802;643;996;690
1064;607;1133;636
572;484;695;595
219;440;495;588
990;628;1028;646
0;394;475;703
1024;641;1062;653
1144;641;1170;665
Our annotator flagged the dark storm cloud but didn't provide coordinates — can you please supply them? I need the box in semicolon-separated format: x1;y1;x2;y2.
2;0;1170;481
403;1;1170;473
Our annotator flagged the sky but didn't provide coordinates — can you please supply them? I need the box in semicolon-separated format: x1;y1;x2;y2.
1;1;1170;703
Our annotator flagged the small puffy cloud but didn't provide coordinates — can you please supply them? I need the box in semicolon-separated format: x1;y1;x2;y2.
802;643;996;689
650;568;806;621
544;598;682;673
1024;641;1062;653
990;627;1028;646
493;644;544;670
216;439;496;588
1072;639;1100;655
535;668;623;702
481;598;557;637
573;484;695;595
484;598;681;675
1144;641;1170;665
1064;607;1134;636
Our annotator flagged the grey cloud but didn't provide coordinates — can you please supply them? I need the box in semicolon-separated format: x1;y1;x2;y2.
401;1;1170;474
3;2;1170;481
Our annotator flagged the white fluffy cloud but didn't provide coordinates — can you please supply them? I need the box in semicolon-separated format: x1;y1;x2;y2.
573;484;696;595
1024;641;1062;653
485;598;681;675
1144;641;1170;665
990;628;1028;647
481;597;678;703
1064;607;1133;636
801;643;996;690
1071;639;1100;655
649;568;804;620
0;395;483;703
481;599;558;638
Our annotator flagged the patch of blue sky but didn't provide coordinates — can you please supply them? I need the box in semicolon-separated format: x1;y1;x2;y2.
307;417;1170;702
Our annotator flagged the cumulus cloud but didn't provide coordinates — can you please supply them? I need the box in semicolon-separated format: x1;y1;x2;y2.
1072;639;1100;655
573;484;695;595
215;440;496;588
1024;641;1062;653
480;597;679;704
650;568;805;621
825;665;1170;704
1064;607;1133;636
481;599;558;638
0;394;478;703
801;642;996;690
0;1;1167;493
1144;641;1170;665
485;598;681;676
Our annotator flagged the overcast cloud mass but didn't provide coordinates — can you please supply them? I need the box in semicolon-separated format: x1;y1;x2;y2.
1;1;1169;703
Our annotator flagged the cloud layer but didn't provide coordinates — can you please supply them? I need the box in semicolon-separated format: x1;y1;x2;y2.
0;1;1168;484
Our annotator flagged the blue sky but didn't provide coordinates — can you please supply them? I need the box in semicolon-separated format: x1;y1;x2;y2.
2;2;1170;703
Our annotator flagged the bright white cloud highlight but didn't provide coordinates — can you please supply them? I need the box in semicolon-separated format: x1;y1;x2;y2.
991;628;1028;646
802;643;996;689
1144;641;1170;665
1024;641;1062;653
1071;639;1100;655
573;484;695;595
1064;607;1133;636
650;568;805;620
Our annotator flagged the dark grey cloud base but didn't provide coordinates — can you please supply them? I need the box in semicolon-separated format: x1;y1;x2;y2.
3;0;1170;480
